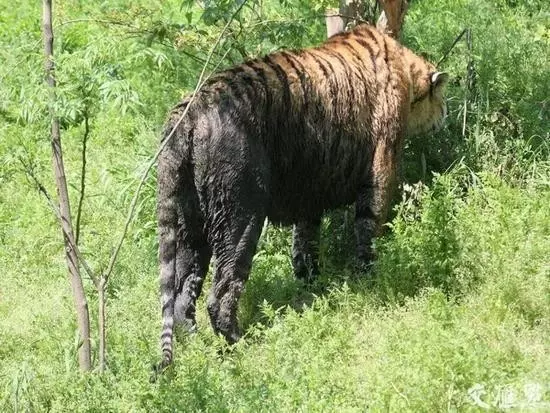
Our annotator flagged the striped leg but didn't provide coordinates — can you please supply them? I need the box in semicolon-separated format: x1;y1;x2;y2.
207;214;264;344
292;220;321;282
173;212;211;335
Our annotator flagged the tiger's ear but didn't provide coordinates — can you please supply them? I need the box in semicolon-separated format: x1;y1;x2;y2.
431;72;449;88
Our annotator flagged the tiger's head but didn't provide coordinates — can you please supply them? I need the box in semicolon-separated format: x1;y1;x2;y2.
407;68;449;136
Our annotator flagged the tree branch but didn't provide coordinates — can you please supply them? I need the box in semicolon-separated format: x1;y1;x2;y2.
102;0;250;284
75;109;89;246
55;18;144;31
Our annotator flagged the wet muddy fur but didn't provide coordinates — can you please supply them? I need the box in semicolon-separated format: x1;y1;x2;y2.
157;24;448;367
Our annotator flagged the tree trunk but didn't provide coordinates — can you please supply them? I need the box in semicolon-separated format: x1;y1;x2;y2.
325;8;345;38
326;0;407;39
376;0;408;39
326;0;366;37
42;0;92;371
98;276;106;372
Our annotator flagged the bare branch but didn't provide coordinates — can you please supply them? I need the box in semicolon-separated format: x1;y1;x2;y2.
436;28;469;67
55;18;144;31
75;109;90;246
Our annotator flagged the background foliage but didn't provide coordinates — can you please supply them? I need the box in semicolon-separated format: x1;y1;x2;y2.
1;0;549;411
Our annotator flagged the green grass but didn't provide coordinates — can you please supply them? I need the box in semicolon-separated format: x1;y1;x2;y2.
2;165;550;412
1;0;549;411
2;171;550;411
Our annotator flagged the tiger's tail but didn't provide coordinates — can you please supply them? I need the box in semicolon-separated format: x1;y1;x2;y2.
156;109;188;370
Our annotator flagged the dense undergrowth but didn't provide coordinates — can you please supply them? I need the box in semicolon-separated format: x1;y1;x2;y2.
1;0;549;411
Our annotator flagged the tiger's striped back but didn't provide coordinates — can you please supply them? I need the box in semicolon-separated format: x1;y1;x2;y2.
195;24;442;137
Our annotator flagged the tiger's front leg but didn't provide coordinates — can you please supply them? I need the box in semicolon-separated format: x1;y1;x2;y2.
355;142;399;272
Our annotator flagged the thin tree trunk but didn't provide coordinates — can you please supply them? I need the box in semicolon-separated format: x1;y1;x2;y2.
42;0;92;371
326;0;408;39
340;0;366;29
98;276;106;372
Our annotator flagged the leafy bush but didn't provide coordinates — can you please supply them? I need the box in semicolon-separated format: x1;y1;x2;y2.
1;0;549;411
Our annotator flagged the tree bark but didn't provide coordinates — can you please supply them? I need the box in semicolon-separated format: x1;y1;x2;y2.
98;276;106;372
75;110;89;246
42;0;92;371
376;0;408;39
326;0;407;39
326;0;366;37
325;8;345;38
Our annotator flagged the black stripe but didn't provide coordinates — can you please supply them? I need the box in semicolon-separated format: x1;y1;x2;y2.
314;52;341;93
160;331;172;340
227;80;245;102
322;48;351;78
244;62;269;95
383;37;391;94
263;55;291;109
280;51;309;111
353;38;377;74
225;67;258;103
227;66;246;75
211;75;247;106
210;75;236;84
159;249;175;262
161;298;174;313
173;100;189;111
412;91;429;104
340;40;371;91
244;61;271;120
306;50;339;105
383;37;389;67
340;40;365;66
363;29;381;75
322;48;356;116
226;67;259;103
239;73;259;101
364;28;379;48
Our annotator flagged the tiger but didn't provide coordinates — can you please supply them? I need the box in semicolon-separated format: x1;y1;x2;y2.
156;23;448;368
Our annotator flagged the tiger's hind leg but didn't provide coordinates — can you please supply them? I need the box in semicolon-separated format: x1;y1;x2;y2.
174;192;212;335
292;219;321;283
204;167;267;343
207;212;264;344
